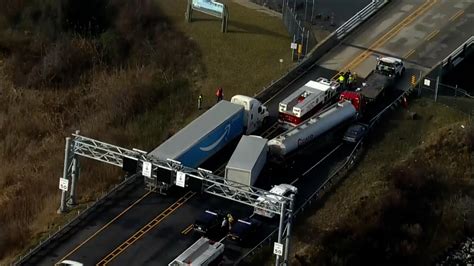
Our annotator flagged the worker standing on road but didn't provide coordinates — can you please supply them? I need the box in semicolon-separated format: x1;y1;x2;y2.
338;74;345;84
338;75;345;90
344;70;351;85
227;213;234;231
216;87;224;103
198;93;203;110
348;73;355;89
221;216;228;229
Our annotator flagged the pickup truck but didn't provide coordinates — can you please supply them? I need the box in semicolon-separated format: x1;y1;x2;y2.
253;184;297;218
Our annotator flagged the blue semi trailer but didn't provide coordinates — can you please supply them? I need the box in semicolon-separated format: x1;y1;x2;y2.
149;95;269;169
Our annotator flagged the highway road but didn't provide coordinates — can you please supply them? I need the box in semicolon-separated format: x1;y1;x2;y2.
24;0;474;265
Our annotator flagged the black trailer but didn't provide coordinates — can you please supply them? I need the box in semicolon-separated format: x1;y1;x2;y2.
358;70;395;102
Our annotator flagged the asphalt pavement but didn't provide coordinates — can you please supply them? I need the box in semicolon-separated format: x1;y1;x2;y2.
24;0;474;265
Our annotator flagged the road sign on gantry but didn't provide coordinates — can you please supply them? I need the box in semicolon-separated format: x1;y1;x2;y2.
142;161;152;178
176;171;186;188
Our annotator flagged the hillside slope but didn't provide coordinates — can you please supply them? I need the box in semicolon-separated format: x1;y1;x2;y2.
291;98;474;265
0;0;291;263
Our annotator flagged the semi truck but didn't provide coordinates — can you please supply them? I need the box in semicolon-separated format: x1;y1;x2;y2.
169;237;224;266
341;56;405;110
225;135;268;188
278;77;340;126
339;56;405;142
149;95;269;169
268;101;357;157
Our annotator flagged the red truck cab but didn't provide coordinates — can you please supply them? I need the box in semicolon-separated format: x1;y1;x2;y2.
339;91;365;113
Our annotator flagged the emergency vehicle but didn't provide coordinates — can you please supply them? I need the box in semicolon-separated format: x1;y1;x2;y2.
278;77;340;126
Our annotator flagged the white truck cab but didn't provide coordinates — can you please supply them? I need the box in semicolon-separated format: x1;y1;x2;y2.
376;56;405;77
254;183;297;218
231;95;269;134
57;260;84;266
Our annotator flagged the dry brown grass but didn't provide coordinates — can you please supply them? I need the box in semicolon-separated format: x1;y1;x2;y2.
0;0;293;263
289;98;473;265
155;0;292;100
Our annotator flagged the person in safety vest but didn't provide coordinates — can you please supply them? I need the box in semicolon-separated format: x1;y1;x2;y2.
227;213;234;230
338;75;345;84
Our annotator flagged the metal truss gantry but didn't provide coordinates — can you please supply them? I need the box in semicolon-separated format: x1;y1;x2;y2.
58;132;295;265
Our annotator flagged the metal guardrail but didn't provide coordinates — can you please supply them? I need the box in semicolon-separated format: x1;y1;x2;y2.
14;174;141;265
14;1;393;264
442;36;474;67
255;0;389;103
335;0;389;40
237;22;474;266
236;79;424;264
234;138;364;265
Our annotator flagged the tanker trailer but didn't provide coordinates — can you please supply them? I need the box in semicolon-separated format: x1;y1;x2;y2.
268;101;356;157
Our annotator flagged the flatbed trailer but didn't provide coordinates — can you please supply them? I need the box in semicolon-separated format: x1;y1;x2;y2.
358;70;394;102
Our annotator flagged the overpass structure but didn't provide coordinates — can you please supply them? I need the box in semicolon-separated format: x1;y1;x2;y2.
16;0;474;265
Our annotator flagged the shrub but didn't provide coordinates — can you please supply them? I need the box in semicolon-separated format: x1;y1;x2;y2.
25;37;98;88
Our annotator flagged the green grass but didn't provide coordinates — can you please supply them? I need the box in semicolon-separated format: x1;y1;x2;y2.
287;97;473;264
155;0;293;101
0;1;294;263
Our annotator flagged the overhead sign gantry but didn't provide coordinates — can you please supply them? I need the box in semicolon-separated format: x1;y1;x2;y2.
58;131;295;264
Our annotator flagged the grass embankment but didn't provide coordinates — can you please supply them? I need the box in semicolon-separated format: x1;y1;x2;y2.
290;98;474;265
156;0;292;101
0;0;291;263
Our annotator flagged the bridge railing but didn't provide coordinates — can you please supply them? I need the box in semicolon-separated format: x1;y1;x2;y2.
256;0;389;103
335;0;388;40
14;1;393;264
236;68;428;265
442;36;474;67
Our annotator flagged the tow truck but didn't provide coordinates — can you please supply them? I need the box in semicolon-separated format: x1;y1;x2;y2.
341;56;405;143
340;56;404;111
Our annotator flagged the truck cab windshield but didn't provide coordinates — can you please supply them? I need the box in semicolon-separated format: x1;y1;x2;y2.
377;60;397;73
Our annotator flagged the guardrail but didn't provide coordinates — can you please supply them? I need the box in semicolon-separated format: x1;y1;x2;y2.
234;138;364;265
236;76;424;265
255;0;389;103
14;1;392;264
335;0;389;40
442;36;474;67
14;174;141;265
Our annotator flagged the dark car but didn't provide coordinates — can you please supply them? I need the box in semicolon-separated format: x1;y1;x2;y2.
343;123;368;143
193;210;223;235
228;217;261;245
